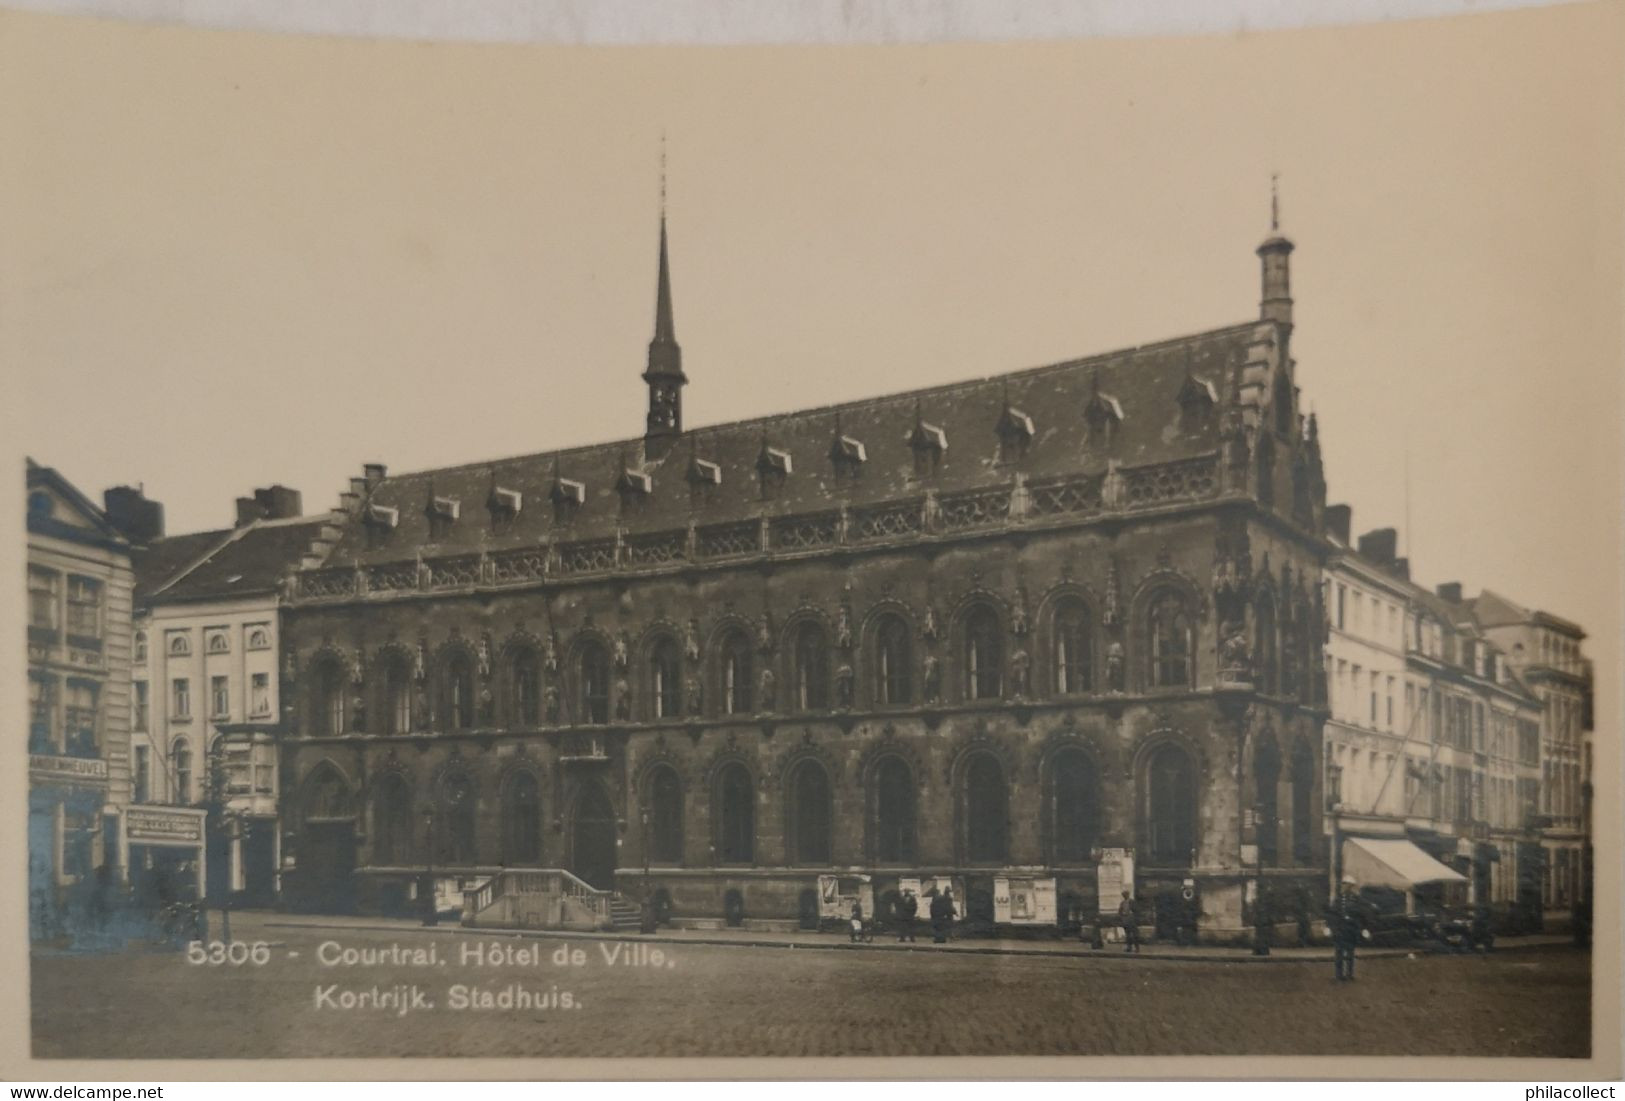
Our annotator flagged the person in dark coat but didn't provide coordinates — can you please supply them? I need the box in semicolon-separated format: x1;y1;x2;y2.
896;889;919;943
849;898;865;943
1328;876;1361;981
929;887;957;943
1118;891;1141;953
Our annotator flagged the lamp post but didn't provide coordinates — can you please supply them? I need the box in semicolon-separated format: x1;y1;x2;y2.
420;804;438;927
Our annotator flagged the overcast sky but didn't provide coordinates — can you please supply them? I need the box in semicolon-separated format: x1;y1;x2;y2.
3;4;1619;724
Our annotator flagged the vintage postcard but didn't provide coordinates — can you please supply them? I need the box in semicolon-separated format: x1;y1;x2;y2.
3;0;1620;1080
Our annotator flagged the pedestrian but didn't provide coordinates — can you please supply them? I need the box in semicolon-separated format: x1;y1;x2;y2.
1329;875;1361;981
897;888;919;943
930;887;957;944
1118;890;1140;953
849;898;865;943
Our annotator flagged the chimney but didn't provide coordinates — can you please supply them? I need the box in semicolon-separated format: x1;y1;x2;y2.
1324;504;1351;545
235;496;262;527
1436;582;1463;604
103;485;164;544
1391;557;1411;581
252;485;302;520
363;463;387;489
1357;528;1397;566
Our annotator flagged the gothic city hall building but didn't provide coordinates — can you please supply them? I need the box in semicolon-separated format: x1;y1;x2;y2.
278;214;1332;941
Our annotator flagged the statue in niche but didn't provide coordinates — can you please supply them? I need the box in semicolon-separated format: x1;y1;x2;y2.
477;635;491;679
543;684;561;725
685;675;703;718
1010;647;1031;698
478;686;495;727
1105;640;1126;693
922;653;942;704
758;667;777;713
837;605;853;651
685;618;701;662
351;693;367;733
613;677;632;721
613;632;630;671
757;613;775;653
414;684;431;728
1220;620;1252;683
412;642;426;682
544;630;559;673
922;605;939;643
1011;588;1029;637
835;663;855;709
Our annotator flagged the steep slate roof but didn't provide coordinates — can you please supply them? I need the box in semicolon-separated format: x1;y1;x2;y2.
141;517;326;605
132;529;232;605
326;320;1263;567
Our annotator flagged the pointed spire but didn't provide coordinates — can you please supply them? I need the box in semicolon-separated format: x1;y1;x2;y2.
643;136;686;449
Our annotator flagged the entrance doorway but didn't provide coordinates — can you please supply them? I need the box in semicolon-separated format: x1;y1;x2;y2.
297;821;356;913
571;782;618;890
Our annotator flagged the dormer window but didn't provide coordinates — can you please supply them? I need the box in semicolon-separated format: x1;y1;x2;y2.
617;468;653;513
830;434;867;479
1084;381;1124;446
995;404;1034;463
686;456;722;486
549;472;586;523
907;407;947;477
487;484;522;532
363;503;399;548
1177;373;1217;432
425;494;460;541
756;442;792;499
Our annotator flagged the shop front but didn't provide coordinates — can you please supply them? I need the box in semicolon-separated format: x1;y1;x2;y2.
28;753;114;944
122;805;209;909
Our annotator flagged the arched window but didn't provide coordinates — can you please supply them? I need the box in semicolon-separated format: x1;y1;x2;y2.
1148;590;1194;689
169;633;191;657
872;757;916;864
874;615;912;706
440;651;475;732
1052;598;1092;695
1291;742;1315;865
715;762;754;865
313;659;346;737
380;653;413;736
173;737;193;804
502;771;542;865
792;621;829;712
1146;744;1196;865
718;630;752;716
963;605;1003;701
786;760;833;865
372;773;415;865
650;636;681;720
302;765;353;820
647;765;684;865
508;647;541;728
578;639;610;725
247;628;270;650
440;772;476;865
1050;748;1099;864
1254;593;1278;693
207;632;229;654
1255;740;1281;867
963;753;1008;863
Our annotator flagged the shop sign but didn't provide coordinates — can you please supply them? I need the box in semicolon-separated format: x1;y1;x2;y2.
126;806;204;844
28;754;108;784
1096;847;1134;913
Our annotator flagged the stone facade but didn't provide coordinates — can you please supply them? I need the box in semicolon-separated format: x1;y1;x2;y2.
277;219;1332;942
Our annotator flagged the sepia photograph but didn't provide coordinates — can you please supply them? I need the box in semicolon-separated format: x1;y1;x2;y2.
3;0;1620;1079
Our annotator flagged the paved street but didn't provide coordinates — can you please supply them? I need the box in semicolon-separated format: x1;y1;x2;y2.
32;912;1590;1059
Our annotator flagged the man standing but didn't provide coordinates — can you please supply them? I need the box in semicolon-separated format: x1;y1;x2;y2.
896;888;919;943
1118;890;1140;954
930;887;957;944
849;898;865;943
1329;875;1361;981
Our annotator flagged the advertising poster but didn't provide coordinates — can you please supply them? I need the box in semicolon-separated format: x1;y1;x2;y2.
1096;847;1135;914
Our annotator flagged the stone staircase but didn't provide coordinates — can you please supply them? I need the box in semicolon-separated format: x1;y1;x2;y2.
606;894;643;931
